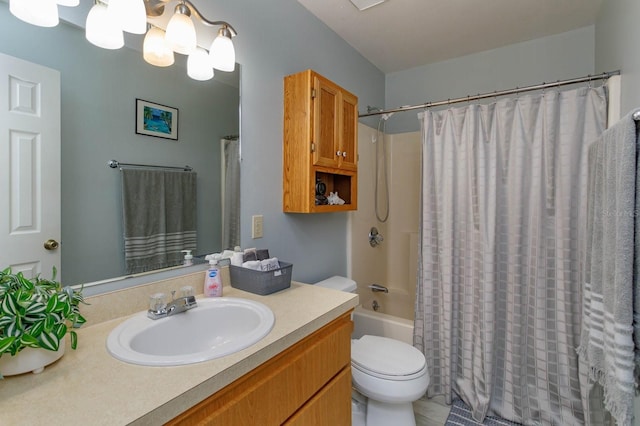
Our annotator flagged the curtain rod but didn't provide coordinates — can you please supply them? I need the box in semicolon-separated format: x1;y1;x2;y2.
360;70;621;118
107;160;193;172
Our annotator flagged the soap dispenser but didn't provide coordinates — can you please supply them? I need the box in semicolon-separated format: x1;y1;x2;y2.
204;254;223;297
181;250;193;266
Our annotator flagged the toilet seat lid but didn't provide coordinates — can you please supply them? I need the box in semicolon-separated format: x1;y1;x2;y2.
351;335;426;377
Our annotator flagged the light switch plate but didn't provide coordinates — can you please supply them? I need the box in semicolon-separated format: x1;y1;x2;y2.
252;215;263;239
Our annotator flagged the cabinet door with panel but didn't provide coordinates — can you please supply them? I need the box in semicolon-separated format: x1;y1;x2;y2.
338;89;358;171
311;74;358;172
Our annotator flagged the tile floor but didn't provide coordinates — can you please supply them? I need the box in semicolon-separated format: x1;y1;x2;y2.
414;396;450;426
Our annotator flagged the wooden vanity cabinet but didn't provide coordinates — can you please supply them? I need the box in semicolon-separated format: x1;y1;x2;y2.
166;312;353;425
283;69;358;213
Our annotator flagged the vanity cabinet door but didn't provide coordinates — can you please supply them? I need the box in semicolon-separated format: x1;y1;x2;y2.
166;312;353;425
283;366;352;426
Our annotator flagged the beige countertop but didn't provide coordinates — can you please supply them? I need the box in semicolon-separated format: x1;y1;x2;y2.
0;272;358;425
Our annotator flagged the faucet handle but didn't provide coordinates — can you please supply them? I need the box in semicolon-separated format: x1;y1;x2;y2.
149;293;166;311
180;286;195;298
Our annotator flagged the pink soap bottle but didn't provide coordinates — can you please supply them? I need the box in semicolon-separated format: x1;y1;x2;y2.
203;255;223;297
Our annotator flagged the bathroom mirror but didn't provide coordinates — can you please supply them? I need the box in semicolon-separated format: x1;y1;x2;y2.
0;4;240;287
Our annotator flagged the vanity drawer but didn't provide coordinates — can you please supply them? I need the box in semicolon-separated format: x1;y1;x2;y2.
166;311;353;425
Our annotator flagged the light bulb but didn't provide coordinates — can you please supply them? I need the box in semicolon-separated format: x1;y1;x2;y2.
10;0;59;27
209;27;235;72
165;4;196;55
187;48;214;81
85;2;124;50
143;27;175;67
109;0;146;34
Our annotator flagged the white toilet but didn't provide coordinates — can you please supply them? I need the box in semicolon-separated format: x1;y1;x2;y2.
315;276;429;426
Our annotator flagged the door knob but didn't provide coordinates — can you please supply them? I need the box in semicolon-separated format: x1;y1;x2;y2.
44;239;60;250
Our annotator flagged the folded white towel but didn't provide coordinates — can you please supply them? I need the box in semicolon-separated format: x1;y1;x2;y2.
242;260;262;271
260;257;280;272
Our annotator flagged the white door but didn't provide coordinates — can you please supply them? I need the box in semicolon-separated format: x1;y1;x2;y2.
0;53;61;280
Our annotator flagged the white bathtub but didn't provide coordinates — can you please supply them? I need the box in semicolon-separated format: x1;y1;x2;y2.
352;305;414;345
358;289;415;319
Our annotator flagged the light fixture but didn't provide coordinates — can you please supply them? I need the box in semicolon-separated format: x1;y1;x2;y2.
143;26;175;67
187;47;214;81
109;0;147;35
85;1;124;50
165;1;197;55
10;0;59;27
9;0;238;81
209;26;235;72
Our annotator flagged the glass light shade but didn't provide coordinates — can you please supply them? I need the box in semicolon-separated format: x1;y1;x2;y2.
85;2;124;50
187;48;214;81
143;27;175;67
56;0;79;6
209;32;235;72
10;0;59;27
109;0;146;34
165;12;196;55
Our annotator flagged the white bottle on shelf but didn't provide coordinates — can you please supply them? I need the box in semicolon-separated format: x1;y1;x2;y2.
181;250;193;266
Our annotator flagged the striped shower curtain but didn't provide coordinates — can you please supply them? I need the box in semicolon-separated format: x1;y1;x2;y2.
414;86;608;424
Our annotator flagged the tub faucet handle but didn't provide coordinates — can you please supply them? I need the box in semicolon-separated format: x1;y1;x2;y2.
369;227;384;247
368;284;388;293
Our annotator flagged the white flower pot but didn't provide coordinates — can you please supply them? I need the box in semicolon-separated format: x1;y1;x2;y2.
0;339;66;377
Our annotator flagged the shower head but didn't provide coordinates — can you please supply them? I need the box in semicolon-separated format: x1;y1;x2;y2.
381;112;394;121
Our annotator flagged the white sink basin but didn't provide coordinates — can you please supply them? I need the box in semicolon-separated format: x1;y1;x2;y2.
106;297;275;366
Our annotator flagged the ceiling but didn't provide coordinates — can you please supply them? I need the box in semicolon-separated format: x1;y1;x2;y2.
297;0;604;74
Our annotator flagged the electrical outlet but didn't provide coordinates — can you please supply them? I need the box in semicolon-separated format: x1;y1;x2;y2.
252;215;264;239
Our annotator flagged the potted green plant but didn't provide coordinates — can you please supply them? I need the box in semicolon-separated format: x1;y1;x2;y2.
0;267;86;378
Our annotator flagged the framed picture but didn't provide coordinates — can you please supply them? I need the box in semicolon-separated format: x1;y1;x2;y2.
136;99;179;140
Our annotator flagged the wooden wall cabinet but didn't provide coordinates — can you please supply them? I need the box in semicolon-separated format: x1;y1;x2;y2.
166;312;353;425
283;69;358;213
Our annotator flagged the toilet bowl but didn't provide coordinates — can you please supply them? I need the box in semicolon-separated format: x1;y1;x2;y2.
314;276;429;426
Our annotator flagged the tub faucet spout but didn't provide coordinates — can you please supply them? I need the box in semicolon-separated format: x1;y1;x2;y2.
368;284;388;293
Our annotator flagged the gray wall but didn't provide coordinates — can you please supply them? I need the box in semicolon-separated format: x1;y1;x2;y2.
0;4;239;285
193;0;386;284
384;26;596;134
595;0;640;116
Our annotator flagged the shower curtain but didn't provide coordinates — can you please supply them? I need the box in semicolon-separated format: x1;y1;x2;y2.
414;86;608;424
222;137;240;249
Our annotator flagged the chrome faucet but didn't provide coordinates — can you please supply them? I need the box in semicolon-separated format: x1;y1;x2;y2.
368;283;389;293
147;288;198;320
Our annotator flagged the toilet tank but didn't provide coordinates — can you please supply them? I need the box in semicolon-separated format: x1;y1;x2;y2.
314;276;357;293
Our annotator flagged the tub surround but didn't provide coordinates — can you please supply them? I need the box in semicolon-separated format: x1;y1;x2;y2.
0;271;358;425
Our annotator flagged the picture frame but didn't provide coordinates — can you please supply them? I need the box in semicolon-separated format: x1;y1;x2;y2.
135;99;179;140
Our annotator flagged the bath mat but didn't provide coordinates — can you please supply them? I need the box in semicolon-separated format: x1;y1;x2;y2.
445;399;522;426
